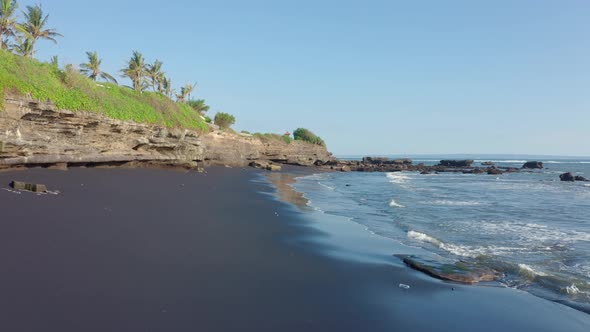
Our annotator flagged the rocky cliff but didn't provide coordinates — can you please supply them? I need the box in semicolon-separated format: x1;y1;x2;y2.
0;96;334;170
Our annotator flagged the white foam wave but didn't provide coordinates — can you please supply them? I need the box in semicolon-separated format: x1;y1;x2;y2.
317;182;335;191
518;264;549;277
474;160;527;163
386;172;411;184
407;231;476;257
389;199;405;208
407;230;531;258
422;200;484;206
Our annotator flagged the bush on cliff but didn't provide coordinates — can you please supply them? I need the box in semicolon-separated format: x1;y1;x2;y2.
293;128;325;146
214;112;235;129
0;50;208;131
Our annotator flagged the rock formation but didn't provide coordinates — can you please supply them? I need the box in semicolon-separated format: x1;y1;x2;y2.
560;172;589;182
0;96;334;170
522;161;544;169
438;160;474;167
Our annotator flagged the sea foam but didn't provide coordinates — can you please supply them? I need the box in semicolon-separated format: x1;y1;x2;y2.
389;199;405;208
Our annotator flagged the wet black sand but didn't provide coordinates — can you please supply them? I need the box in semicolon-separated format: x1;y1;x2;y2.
0;167;588;331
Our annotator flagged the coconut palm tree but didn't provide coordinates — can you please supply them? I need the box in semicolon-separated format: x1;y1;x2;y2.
187;99;210;114
121;51;147;92
176;86;188;103
16;4;62;57
80;51;117;83
13;34;33;57
184;82;195;101
146;59;164;92
0;0;18;50
162;76;174;98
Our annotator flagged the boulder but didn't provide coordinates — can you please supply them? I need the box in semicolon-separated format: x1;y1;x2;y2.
420;170;432;175
438;160;474;167
481;161;495;166
10;181;48;193
574;175;589;182
340;166;351;172
522;161;544;169
560;172;575;182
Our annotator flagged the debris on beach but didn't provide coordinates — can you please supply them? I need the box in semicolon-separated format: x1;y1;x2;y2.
9;181;48;193
398;283;411;289
249;161;282;171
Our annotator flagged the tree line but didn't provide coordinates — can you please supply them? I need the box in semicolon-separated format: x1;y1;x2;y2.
0;0;210;114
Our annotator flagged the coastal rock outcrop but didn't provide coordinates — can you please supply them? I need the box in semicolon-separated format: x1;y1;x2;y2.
522;161;544;169
0;96;334;170
560;172;589;182
438;160;474;167
560;172;575;182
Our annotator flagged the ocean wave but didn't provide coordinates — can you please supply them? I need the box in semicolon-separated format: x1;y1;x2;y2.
518;264;549;278
476;221;590;244
421;200;484;206
407;230;478;257
389;199;405;208
317;182;335;191
474;160;527;163
386;172;411;184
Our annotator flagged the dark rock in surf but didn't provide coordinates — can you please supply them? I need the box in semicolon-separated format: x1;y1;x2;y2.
487;168;504;175
397;255;501;284
481;161;495;166
522;161;544;169
560;172;575;182
574;176;589;182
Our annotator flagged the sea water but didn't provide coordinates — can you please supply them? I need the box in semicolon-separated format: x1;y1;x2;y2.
293;158;590;311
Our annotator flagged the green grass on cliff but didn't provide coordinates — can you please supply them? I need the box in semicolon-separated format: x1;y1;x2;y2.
0;50;208;131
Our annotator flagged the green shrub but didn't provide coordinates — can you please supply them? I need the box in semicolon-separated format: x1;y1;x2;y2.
204;116;212;123
282;135;292;144
293;128;325;146
214;112;235;129
240;130;251;134
0;50;208;132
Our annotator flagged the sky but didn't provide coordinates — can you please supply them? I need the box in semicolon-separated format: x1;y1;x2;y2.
13;0;590;156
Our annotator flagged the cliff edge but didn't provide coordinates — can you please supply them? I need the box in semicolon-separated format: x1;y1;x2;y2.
0;96;334;170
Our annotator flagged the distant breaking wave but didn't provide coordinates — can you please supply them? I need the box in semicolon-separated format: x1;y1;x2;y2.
421;200;484;206
389;199;405;208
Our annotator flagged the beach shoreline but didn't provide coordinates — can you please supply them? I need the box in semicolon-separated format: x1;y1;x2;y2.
0;167;588;331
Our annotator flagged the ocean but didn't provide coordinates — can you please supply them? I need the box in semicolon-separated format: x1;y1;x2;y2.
292;157;590;312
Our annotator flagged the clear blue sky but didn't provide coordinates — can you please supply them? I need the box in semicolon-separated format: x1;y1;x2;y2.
18;0;590;156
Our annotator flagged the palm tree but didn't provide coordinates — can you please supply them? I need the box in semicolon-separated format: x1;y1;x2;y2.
187;99;210;114
184;82;195;101
176;86;188;103
16;4;62;57
13;35;33;57
146;60;164;92
80;51;117;83
162;76;173;98
0;0;18;50
121;51;147;92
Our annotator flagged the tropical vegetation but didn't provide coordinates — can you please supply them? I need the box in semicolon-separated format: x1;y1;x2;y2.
293;128;325;146
0;1;327;147
214;112;235;129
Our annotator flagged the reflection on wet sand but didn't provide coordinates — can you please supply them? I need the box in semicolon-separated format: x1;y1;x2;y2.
267;172;310;210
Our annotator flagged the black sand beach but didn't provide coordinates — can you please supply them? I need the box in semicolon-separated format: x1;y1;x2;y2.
0;167;588;331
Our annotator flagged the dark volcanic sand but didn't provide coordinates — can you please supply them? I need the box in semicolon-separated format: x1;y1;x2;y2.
0;167;588;332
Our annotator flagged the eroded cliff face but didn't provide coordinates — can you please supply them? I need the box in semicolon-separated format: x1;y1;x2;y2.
0;96;333;169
